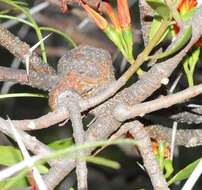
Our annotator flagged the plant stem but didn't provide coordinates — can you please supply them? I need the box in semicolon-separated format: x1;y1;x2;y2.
123;20;169;81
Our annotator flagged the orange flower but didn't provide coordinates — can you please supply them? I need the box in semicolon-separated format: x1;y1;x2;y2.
177;0;197;15
80;1;134;62
152;141;170;159
175;0;202;47
104;2;121;30
117;0;131;28
81;3;108;30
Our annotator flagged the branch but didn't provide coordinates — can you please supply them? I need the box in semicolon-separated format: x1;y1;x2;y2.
146;125;202;147
113;84;202;122
0;25;55;74
1;5;202;189
0;24;57;90
128;121;169;190
41;10;202;186
171;106;202;124
2;4;202;130
0;118;62;167
65;91;88;190
0;66;58;91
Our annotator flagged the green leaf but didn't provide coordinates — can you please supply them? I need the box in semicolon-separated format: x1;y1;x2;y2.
69;188;75;190
0;176;28;189
146;0;171;19
85;156;120;169
48;138;73;150
36;164;49;174
183;47;200;86
168;158;202;185
0;93;47;100
153;25;192;60
40;26;76;48
0;145;48;172
164;159;174;178
0;169;28;189
121;26;134;62
156;142;166;171
149;15;170;44
105;26;129;60
0;145;23;166
149;15;162;42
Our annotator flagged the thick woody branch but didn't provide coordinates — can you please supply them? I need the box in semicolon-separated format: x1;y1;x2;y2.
113;84;202;122
146;125;202;148
128;121;169;190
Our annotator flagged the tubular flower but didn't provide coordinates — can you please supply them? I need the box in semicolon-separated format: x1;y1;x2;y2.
117;0;131;28
177;0;197;15
174;0;202;47
173;0;197;33
80;0;134;62
104;2;121;30
81;3;108;30
117;0;134;61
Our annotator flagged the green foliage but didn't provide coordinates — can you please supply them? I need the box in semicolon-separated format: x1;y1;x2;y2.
0;93;47;100
48;138;73;150
155;142;174;178
0;145;23;165
154;25;192;60
168;158;202;185
183;47;200;86
164;159;174;178
146;0;171;20
0;145;48;189
85;156;120;169
40;27;76;48
0;170;28;189
0;139;136;189
69;187;75;190
0;146;49;172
